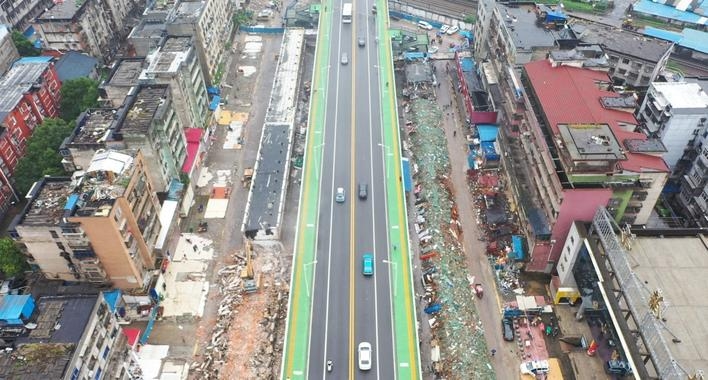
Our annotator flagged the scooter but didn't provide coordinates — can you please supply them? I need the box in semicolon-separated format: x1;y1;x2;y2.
327;360;333;372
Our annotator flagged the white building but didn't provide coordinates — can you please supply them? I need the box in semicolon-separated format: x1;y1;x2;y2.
637;81;708;170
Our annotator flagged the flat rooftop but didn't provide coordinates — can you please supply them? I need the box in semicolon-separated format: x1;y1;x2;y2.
170;1;204;23
37;0;85;21
496;4;557;51
68;109;117;146
141;37;192;74
129;20;167;39
19;178;73;226
628;235;708;375
557;123;626;161
575;23;672;62
107;59;145;87
0;295;98;380
120;86;169;134
653;82;708;109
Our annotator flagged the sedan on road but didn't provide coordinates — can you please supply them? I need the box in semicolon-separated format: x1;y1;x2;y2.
341;52;348;65
362;253;374;276
335;187;345;203
358;342;372;370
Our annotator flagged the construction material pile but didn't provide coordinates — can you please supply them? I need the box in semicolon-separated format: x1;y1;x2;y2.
249;286;289;378
406;97;495;378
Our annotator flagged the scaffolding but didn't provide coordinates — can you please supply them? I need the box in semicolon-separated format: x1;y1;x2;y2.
591;207;684;379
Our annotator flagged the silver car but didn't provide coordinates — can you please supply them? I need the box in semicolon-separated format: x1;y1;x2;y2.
335;187;345;203
341;52;349;65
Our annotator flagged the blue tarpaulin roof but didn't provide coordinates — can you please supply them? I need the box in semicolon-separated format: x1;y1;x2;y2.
64;193;79;210
209;96;221;111
477;124;499;142
103;290;122;313
402;158;412;192
509;235;525;260
0;295;35;325
644;27;708;54
481;142;499;160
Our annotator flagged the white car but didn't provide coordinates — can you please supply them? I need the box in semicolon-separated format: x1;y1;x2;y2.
335;187;345;203
417;20;433;30
446;25;460;35
358;342;372;370
440;24;450;33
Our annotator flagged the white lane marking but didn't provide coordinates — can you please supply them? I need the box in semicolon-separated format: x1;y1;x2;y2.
363;1;382;379
320;8;345;380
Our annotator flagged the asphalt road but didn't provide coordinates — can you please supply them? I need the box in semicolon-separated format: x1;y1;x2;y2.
307;0;397;378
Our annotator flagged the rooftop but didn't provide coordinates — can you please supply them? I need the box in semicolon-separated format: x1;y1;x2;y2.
141;37;192;74
557;123;626;161
18;151;137;226
169;1;204;23
120;86;169;135
68;109;118;146
549;45;609;68
600;95;637;109
0;295;98;380
633;0;708;27
54;51;98;82
524;59;669;173
107;59;145;87
574;23;672;63
0;57;51;121
495;3;558;51
652;82;708;109
37;0;86;21
627;235;708;375
128;20;167;39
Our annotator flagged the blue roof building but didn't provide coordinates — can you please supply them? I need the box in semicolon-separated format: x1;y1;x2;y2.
54;51;99;82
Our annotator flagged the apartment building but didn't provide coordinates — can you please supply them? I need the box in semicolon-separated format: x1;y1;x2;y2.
139;36;208;129
0;24;19;76
0;56;61;214
127;19;168;56
637;81;708;170
33;0;121;62
100;58;145;107
166;0;234;84
513;60;669;272
9;150;162;290
0;0;53;31
0;292;143;379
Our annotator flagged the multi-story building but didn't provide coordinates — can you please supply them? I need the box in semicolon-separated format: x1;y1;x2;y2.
166;0;234;84
33;0;121;62
0;24;19;76
139;36;208;129
636;81;708;170
0;0;53;31
127;19;168;56
9;149;162;290
99;58;145;107
0;292;143;379
0;56;61;214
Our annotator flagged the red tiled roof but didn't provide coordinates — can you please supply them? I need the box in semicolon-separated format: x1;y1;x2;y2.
181;128;203;173
524;60;668;172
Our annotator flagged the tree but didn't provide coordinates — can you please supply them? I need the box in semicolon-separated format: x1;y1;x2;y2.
13;118;74;195
59;77;100;122
10;31;40;57
0;238;29;277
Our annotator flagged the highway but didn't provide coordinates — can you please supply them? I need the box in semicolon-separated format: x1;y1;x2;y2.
307;0;396;378
281;0;420;378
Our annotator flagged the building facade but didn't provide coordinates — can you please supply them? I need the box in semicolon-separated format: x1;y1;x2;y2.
0;24;19;76
10;150;162;290
0;0;53;31
166;0;234;84
0;56;61;214
139;36;208;129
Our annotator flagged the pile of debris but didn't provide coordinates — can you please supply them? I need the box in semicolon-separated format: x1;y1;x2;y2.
249;286;289;378
189;257;247;378
405;98;495;378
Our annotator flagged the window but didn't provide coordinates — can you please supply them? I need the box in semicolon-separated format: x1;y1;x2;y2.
570;236;574;244
621;58;630;64
102;346;110;359
56;242;65;251
50;230;59;239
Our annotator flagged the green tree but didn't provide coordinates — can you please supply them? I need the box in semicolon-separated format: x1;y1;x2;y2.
0;238;29;277
13;118;73;195
10;31;41;57
59;77;100;122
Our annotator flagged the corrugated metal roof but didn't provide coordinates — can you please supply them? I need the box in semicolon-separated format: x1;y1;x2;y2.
633;0;707;26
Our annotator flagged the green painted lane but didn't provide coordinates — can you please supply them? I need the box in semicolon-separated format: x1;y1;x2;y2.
280;2;332;378
375;1;422;378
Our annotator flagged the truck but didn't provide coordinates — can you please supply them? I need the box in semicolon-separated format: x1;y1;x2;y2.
342;3;352;23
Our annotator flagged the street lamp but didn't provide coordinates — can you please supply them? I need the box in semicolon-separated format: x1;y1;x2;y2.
382;259;398;297
304;260;318;298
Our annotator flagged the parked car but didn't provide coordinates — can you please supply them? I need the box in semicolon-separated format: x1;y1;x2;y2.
358;342;372;370
502;318;514;341
417;20;433;30
440;24;450;33
606;360;632;376
446;25;459;35
335;187;345;203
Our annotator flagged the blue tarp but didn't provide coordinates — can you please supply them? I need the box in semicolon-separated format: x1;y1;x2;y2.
23;26;35;38
468;151;478;169
64;193;79;210
424;303;442;314
0;295;35;325
459;30;473;41
207;86;220;96
481;142;499;161
460;57;474;72
209;96;221;111
402;158;412;192
103;290;122;313
509;235;525;260
33;39;42;49
477;124;499;142
16;56;52;64
404;52;428;61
